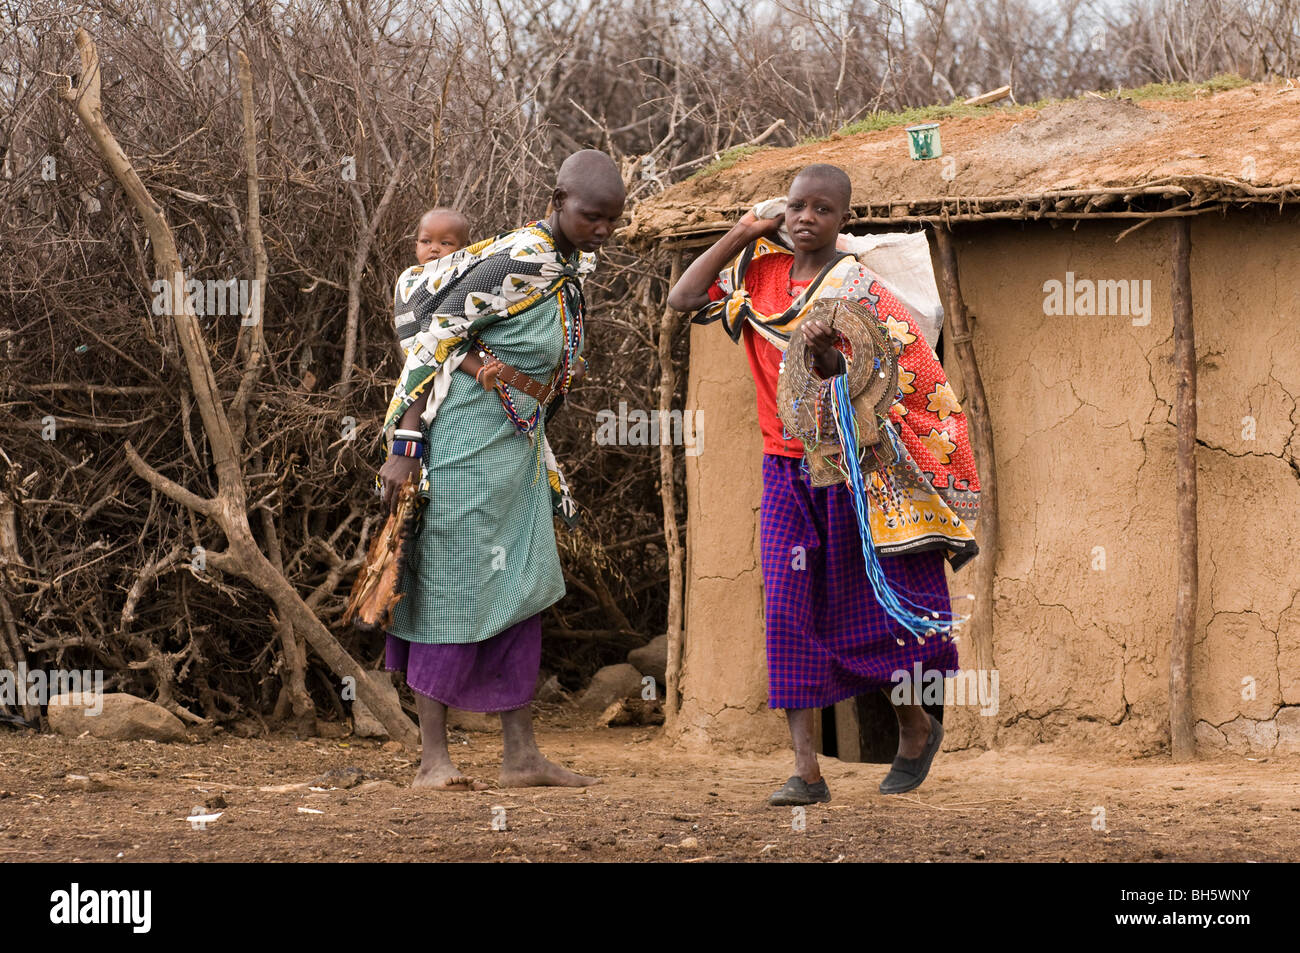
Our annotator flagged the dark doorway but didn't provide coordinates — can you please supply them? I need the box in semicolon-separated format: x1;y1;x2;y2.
820;690;945;763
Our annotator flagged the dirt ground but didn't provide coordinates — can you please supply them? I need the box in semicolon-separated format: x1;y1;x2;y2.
2;708;1297;863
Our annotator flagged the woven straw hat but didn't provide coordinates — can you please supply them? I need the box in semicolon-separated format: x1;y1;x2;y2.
776;298;900;486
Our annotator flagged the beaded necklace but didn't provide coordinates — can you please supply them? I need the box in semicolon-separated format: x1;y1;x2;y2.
475;231;585;437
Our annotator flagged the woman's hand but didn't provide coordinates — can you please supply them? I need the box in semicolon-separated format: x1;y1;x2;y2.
800;317;845;378
379;453;422;513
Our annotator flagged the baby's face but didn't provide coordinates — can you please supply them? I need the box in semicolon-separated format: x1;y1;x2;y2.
416;214;468;264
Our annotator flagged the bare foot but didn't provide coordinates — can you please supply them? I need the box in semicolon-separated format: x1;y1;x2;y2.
498;755;600;788
412;765;490;791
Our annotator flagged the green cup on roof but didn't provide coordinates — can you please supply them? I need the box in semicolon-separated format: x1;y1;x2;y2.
905;122;942;160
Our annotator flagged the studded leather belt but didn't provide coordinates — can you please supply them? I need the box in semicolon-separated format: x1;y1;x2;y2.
483;359;556;405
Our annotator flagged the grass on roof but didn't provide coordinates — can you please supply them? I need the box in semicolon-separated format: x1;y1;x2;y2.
1097;72;1253;102
833;101;1007;138
688;144;763;180
687;73;1257;180
832;74;1255;139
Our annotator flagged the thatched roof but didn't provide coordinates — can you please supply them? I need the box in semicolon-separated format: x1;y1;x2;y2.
623;83;1300;247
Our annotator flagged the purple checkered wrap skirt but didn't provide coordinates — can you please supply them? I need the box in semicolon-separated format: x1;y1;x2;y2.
385;613;541;713
760;453;959;709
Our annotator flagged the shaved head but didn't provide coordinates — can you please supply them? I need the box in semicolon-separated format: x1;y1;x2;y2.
792;163;852;211
555;149;626;204
549;150;626;255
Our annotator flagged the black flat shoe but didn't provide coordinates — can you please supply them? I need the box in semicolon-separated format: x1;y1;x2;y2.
879;713;944;795
767;775;831;806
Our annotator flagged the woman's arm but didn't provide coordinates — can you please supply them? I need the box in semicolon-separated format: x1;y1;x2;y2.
666;212;782;313
379;388;430;512
381;347;508;512
385;253;526;430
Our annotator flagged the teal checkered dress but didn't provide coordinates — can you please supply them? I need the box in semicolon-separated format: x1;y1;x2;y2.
387;289;577;646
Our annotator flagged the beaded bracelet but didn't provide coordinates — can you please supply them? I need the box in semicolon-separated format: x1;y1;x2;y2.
389;438;424;458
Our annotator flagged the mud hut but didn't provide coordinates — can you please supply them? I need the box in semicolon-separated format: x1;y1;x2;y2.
625;83;1300;761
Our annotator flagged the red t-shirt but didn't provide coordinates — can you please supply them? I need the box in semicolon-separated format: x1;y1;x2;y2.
708;253;810;458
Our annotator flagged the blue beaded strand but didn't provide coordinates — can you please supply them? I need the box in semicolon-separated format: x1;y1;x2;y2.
829;373;966;644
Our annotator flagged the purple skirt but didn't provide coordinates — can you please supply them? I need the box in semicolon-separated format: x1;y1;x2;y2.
385;613;542;713
760;454;960;709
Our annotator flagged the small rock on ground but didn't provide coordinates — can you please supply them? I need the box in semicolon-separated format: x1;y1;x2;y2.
309;766;383;790
48;692;188;743
627;634;668;684
536;674;569;704
579;663;644;710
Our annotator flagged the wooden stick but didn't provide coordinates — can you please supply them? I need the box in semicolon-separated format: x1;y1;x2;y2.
57;31;241;489
931;227;997;677
21;383;164;396
228;50;269;453
0;590;41;727
1169;217;1198;761
58;30;417;746
964;85;1012;105
659;253;686;725
1113;202;1196;242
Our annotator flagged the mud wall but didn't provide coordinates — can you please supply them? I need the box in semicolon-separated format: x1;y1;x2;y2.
676;320;789;751
674;211;1300;758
